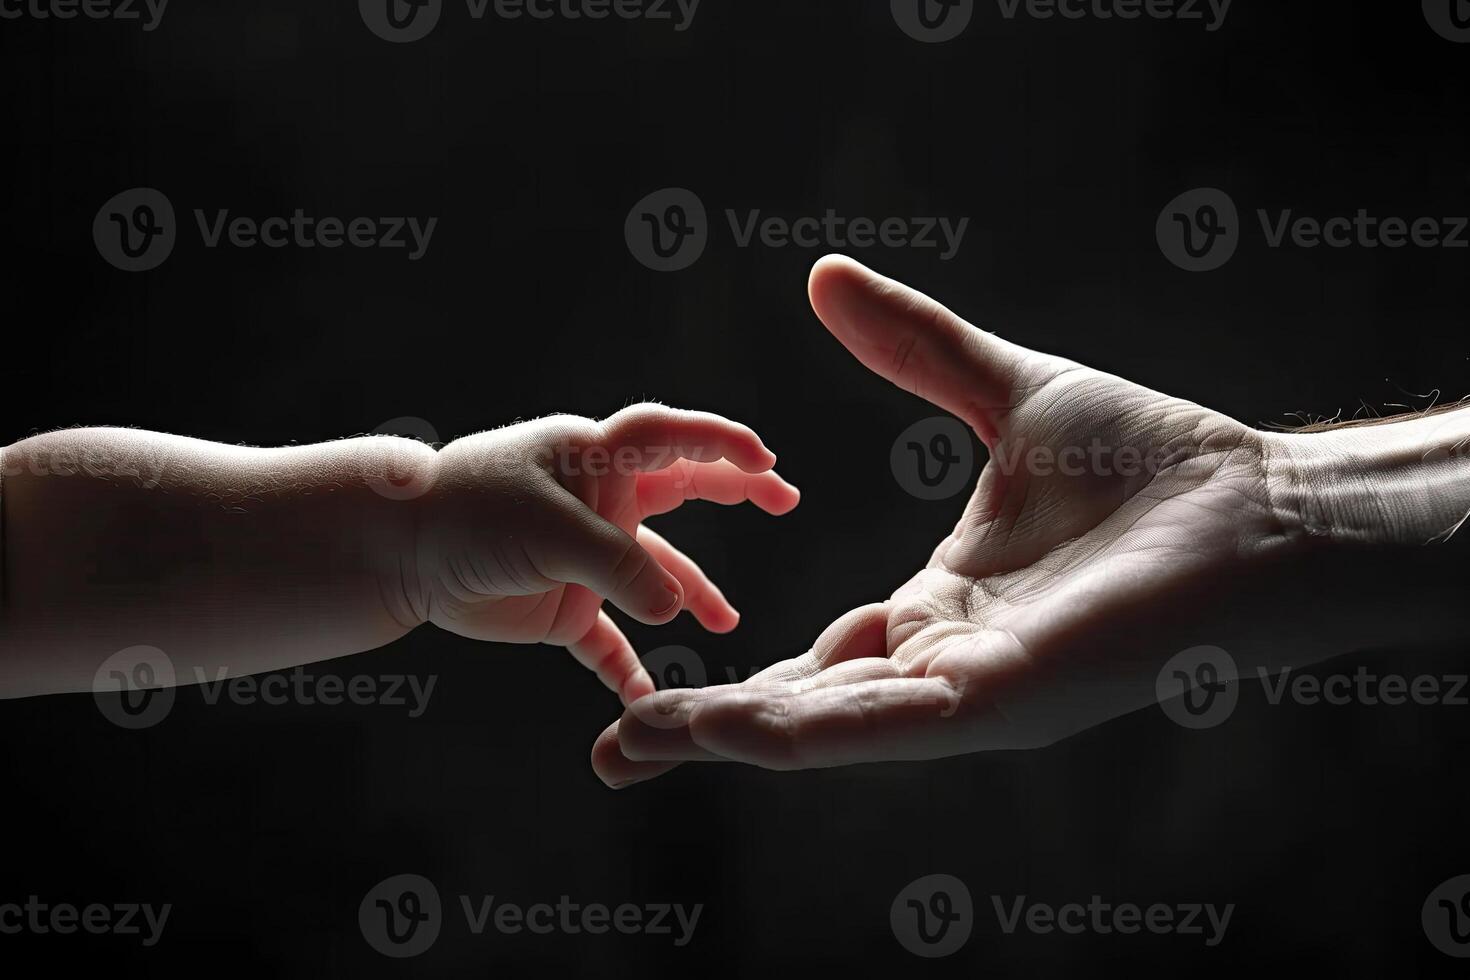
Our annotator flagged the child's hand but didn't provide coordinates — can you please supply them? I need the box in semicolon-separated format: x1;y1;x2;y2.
402;404;799;704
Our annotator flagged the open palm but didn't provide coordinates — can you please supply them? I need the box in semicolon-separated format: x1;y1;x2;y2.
592;255;1341;786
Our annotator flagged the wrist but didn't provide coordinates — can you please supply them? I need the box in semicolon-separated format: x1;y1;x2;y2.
353;435;442;632
1264;407;1470;547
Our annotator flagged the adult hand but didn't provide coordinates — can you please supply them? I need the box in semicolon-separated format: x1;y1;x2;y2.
591;255;1470;785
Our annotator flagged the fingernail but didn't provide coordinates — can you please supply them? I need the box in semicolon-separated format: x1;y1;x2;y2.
652;584;680;617
611;779;637;790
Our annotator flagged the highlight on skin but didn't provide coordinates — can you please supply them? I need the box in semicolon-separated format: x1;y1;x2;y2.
0;404;800;704
591;255;1470;788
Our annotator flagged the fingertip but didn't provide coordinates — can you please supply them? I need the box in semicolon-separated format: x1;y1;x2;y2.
774;481;801;514
649;577;684;624
809;252;867;293
737;441;777;473
620;670;657;706
624;689;696;730
729;418;777;472
591;741;622;789
697;605;739;635
612;574;683;627
590;722;680;788
710;416;776;473
753;474;801;516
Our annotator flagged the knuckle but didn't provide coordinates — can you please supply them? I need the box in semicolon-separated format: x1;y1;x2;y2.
600;403;672;449
608;537;652;594
611;401;668;429
754;698;803;770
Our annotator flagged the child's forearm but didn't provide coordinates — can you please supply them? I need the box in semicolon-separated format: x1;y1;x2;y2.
0;428;432;698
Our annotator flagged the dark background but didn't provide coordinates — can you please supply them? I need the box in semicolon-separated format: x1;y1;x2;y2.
3;0;1470;974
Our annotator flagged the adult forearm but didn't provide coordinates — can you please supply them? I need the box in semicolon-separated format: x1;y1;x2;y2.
0;428;433;698
1269;404;1470;546
1259;407;1470;657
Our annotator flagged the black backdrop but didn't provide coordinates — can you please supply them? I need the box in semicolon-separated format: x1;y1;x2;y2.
3;0;1470;975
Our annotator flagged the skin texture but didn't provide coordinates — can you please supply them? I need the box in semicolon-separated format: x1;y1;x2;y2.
591;255;1470;787
5;255;1467;778
0;405;799;701
406;407;799;700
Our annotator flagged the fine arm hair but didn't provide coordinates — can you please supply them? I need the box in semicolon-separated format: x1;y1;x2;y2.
1278;397;1470;433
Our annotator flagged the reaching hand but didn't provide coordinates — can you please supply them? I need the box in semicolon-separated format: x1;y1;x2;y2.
591;255;1426;786
402;405;799;704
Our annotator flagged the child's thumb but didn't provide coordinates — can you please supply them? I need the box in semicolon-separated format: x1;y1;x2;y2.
530;502;685;625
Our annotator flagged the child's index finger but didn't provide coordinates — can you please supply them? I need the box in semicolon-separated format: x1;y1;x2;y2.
598;403;776;474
